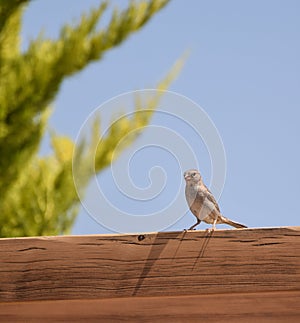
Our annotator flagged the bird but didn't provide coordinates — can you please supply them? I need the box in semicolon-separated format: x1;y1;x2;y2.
184;169;247;231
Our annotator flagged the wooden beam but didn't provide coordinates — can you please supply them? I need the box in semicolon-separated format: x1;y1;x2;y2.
0;227;299;303
1;291;300;322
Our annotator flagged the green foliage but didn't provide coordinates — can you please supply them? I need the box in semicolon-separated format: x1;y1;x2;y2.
0;0;182;237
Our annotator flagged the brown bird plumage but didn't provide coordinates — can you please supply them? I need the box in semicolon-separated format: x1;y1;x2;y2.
184;169;247;230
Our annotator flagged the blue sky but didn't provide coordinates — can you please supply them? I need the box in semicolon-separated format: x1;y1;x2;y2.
22;0;300;234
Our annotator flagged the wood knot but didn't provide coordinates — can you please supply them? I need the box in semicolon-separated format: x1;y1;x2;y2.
137;235;145;241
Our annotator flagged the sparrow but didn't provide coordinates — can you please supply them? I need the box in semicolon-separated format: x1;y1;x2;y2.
184;169;247;230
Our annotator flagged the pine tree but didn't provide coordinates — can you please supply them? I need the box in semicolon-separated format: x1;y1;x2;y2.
0;0;183;237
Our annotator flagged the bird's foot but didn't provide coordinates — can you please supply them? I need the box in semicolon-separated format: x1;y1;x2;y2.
207;226;216;233
183;228;196;232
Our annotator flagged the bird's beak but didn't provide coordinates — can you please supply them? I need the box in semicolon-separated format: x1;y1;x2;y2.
184;175;191;181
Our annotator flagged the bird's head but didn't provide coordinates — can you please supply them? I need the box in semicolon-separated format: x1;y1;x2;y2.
184;169;202;184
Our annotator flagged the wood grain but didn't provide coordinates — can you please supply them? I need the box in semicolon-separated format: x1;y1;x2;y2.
0;227;299;303
0;290;299;322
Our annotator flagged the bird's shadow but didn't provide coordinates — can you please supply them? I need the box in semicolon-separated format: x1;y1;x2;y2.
172;229;213;270
132;229;213;296
132;231;182;296
192;229;214;270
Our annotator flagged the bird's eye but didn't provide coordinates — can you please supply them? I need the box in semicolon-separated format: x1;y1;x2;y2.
191;172;196;177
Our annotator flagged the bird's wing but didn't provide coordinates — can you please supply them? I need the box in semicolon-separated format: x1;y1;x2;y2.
202;184;221;212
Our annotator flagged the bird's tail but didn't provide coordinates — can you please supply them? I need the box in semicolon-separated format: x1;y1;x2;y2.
223;217;247;229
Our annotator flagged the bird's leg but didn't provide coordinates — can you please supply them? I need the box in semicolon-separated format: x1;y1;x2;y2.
207;214;218;233
187;218;201;231
212;219;217;231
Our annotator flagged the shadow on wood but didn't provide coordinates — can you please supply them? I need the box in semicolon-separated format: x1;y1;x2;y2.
0;226;299;321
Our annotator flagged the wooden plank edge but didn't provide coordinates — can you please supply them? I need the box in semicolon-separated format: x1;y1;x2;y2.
0;225;299;241
0;290;299;322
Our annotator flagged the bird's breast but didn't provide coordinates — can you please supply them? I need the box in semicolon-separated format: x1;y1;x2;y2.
185;184;204;206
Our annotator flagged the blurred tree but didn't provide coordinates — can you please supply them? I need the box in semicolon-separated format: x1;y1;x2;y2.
0;0;183;237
